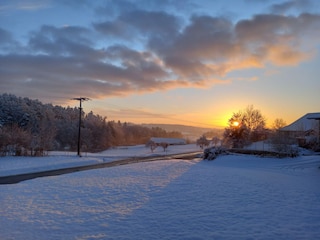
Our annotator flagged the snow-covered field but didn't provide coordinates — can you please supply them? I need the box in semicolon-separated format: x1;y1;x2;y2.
1;144;320;239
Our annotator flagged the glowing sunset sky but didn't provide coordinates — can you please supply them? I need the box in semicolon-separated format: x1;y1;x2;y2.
0;0;319;128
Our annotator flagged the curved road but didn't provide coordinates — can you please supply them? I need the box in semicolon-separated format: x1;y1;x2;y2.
0;151;202;184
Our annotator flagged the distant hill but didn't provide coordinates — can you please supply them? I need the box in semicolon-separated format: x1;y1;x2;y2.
142;123;224;141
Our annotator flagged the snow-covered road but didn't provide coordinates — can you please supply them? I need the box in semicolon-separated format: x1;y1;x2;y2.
0;144;201;177
1;152;320;239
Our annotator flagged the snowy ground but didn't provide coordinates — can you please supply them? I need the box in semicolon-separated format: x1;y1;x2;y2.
0;144;200;176
1;144;320;239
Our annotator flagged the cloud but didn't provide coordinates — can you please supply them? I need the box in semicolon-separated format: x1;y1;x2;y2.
93;20;132;39
269;0;312;14
93;9;182;44
0;28;14;45
155;12;320;78
0;0;50;11
235;13;320;65
103;108;175;120
0;27;21;52
94;0;198;19
1;1;320;103
28;25;99;58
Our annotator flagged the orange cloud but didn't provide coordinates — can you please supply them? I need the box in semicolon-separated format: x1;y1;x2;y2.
266;44;311;65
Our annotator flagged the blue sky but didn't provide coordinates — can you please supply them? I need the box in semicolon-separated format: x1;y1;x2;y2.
1;0;319;128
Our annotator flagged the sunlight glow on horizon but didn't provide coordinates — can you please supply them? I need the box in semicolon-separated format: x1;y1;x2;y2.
61;94;318;131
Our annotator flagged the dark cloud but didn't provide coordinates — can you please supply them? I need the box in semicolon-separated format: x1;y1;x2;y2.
93;20;133;39
95;0;198;19
94;9;181;42
119;10;181;38
164;16;235;59
106;45;167;78
0;28;21;52
0;28;13;43
28;25;99;58
0;45;173;102
55;0;94;8
1;1;320;103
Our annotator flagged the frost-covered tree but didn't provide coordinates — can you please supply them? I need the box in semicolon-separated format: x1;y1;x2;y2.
53;106;78;151
82;112;110;152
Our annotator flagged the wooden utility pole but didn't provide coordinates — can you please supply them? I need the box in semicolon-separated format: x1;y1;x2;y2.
72;97;90;156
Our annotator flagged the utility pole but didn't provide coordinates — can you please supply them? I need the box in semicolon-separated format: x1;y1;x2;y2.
72;97;90;156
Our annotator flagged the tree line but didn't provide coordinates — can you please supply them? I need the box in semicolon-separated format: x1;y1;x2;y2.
0;94;182;156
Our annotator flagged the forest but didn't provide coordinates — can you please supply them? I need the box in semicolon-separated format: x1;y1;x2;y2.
0;94;183;156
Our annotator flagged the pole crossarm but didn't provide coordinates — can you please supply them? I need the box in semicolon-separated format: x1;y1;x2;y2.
72;97;91;102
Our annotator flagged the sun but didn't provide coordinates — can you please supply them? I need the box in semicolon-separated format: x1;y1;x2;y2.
232;121;240;127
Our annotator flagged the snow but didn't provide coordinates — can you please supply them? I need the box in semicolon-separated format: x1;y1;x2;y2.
244;140;273;151
0;144;200;177
244;141;316;155
1;144;320;239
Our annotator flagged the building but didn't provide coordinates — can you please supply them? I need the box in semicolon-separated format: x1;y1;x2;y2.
280;113;320;147
149;137;186;145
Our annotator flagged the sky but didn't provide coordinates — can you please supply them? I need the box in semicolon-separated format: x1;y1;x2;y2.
0;0;319;128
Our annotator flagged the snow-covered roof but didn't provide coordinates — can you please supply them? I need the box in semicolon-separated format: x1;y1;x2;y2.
150;137;186;145
281;113;320;132
307;113;320;120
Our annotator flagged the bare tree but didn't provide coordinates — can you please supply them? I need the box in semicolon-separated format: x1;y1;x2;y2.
212;137;220;147
272;118;287;131
159;142;169;152
224;105;266;148
270;118;292;153
243;105;266;133
0;124;30;156
146;140;158;152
